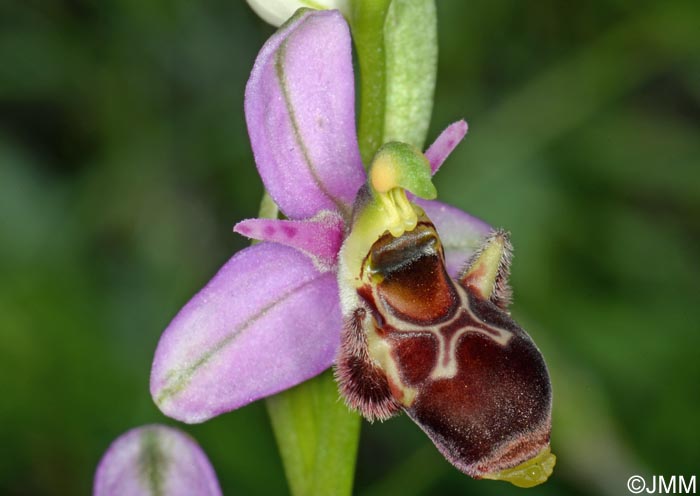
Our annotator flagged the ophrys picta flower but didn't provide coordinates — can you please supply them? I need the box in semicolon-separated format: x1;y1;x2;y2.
150;8;554;487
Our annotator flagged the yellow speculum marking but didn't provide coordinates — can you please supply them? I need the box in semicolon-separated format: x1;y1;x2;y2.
483;446;556;487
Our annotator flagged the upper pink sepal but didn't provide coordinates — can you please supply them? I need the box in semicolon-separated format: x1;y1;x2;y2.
150;242;341;423
245;9;365;220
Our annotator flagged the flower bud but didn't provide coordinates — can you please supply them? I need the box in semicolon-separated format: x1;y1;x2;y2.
93;425;222;496
246;0;349;27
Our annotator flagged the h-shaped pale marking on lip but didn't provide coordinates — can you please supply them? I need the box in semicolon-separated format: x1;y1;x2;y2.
430;285;513;380
370;284;513;381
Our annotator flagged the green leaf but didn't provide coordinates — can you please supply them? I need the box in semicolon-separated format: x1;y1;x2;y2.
350;0;437;165
255;193;360;496
383;0;437;149
266;371;361;496
350;0;392;165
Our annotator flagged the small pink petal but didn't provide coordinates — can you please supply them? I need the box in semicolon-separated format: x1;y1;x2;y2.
245;9;365;220
424;120;468;174
151;243;341;423
234;211;344;271
415;198;492;278
93;425;222;496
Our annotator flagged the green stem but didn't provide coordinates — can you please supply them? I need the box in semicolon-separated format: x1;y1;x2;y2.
260;1;438;493
266;371;361;496
258;192;360;496
256;190;279;221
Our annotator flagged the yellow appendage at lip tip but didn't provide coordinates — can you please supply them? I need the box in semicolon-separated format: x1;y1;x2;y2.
482;447;556;488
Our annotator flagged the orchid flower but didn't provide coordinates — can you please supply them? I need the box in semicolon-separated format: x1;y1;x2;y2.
94;425;222;496
150;8;483;424
150;8;553;488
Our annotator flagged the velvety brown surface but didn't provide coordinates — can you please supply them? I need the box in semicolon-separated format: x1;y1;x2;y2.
371;226;458;324
354;222;552;476
404;294;551;475
335;308;401;421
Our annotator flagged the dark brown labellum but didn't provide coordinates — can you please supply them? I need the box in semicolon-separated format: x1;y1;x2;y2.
335;217;553;485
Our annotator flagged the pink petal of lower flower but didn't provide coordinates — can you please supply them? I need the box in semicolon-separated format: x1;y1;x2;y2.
424;120;468;174
414;198;492;278
234;211;344;271
93;424;222;496
245;9;365;220
151;243;341;423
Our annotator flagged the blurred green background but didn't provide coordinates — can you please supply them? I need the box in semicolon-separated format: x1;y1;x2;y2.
1;1;698;494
